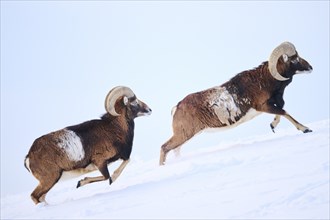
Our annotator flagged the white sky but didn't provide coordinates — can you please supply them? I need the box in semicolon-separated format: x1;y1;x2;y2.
1;1;329;196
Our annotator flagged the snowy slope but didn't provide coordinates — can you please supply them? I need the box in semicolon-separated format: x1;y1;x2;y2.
1;119;329;219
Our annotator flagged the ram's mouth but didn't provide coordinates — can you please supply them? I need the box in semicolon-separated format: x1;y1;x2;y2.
296;68;313;74
138;108;152;117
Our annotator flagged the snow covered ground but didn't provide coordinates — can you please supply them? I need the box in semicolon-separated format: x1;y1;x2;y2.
1;119;329;219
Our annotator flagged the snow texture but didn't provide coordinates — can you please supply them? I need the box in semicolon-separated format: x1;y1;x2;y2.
1;119;329;219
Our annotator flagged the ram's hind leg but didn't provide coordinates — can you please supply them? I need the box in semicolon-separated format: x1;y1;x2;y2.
31;184;47;204
77;161;110;188
160;105;204;165
160;131;196;166
160;136;182;165
31;173;61;205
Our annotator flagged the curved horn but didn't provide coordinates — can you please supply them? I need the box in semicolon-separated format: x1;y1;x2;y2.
268;42;296;81
104;86;135;116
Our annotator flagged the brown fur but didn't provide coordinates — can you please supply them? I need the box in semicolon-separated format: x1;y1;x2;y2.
160;53;313;165
25;94;151;204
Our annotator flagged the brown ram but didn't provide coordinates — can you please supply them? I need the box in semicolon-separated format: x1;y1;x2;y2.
24;86;152;204
160;42;313;165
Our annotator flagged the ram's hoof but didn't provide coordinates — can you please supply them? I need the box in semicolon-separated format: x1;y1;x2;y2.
76;181;81;188
303;128;312;133
109;177;113;185
270;124;275;133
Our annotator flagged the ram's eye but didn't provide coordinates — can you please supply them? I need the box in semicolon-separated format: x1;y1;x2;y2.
131;100;139;106
291;57;300;64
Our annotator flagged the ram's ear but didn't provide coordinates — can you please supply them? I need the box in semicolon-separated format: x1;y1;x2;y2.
282;54;289;62
123;96;129;105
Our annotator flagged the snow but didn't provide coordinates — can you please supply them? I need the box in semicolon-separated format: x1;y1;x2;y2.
1;119;329;219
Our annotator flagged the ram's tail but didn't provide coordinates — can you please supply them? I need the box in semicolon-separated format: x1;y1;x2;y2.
171;106;177;117
24;155;31;172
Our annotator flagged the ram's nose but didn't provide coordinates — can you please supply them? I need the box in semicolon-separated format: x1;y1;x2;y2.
308;65;313;72
145;107;152;116
138;107;152;117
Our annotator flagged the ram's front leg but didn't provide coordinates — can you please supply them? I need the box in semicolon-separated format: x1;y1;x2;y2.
111;159;130;183
270;114;312;133
282;113;312;133
270;115;281;132
257;104;312;133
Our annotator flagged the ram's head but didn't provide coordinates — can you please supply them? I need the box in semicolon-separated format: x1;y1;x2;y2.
105;86;152;118
268;41;313;81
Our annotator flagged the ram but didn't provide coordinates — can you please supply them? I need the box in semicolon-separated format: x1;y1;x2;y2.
24;86;152;204
160;42;313;165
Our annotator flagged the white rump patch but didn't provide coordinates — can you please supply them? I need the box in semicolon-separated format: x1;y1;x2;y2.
24;157;31;172
208;86;242;125
171;106;177;116
58;129;85;162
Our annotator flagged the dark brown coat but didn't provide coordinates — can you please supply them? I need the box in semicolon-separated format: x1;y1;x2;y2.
25;90;151;204
160;50;313;165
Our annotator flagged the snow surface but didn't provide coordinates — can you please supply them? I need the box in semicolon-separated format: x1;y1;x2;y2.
1;119;329;219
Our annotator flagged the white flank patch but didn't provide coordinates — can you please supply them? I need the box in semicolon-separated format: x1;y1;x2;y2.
204;108;261;133
58;129;85;162
208;86;242;125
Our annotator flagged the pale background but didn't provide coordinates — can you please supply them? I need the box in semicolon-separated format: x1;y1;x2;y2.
1;1;329;196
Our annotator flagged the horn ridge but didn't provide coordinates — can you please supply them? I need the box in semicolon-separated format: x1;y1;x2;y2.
104;86;135;116
268;42;296;81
